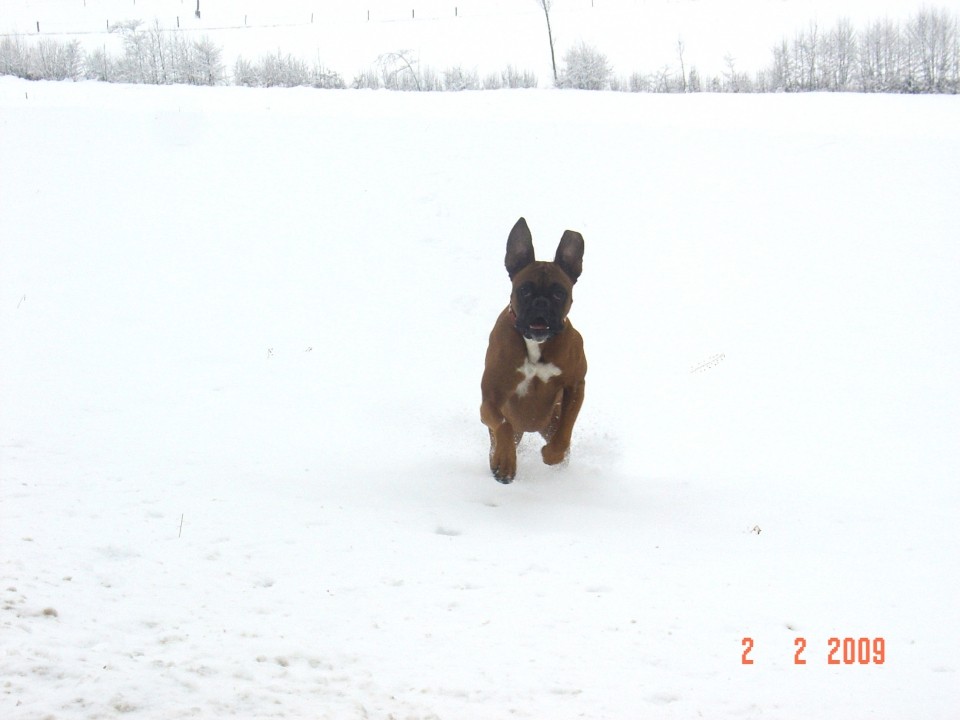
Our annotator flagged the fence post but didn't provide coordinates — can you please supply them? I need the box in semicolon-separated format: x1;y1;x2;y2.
36;21;40;32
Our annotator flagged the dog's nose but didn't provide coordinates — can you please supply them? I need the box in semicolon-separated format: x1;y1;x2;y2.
531;296;551;312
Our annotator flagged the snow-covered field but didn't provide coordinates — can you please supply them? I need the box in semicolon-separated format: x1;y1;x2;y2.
2;77;960;718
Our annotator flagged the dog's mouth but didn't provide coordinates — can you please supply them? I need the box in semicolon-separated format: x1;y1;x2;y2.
519;316;558;342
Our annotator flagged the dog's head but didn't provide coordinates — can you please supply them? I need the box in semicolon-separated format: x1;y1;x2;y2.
504;217;584;343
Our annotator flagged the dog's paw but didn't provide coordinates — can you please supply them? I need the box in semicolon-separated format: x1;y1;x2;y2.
490;450;517;483
541;441;569;466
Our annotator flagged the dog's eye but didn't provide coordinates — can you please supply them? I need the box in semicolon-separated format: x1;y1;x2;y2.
518;284;534;299
551;286;567;302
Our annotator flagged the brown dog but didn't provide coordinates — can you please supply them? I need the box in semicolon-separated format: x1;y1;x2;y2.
480;217;587;483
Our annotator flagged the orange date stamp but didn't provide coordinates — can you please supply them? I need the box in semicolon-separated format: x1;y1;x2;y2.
742;637;886;665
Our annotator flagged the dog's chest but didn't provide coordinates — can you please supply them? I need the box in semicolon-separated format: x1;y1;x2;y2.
515;338;561;397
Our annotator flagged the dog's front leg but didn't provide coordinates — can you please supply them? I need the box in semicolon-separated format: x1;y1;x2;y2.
480;399;519;483
541;381;585;466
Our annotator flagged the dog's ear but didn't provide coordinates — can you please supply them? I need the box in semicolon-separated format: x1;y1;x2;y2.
555;230;584;283
505;217;536;279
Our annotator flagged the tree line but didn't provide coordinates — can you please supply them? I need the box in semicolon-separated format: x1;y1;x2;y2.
1;7;957;93
1;21;228;86
593;7;960;93
763;8;959;93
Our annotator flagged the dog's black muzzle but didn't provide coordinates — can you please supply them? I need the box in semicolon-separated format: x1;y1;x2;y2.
515;296;565;343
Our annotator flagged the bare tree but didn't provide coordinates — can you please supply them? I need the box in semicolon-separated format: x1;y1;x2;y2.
85;45;115;81
804;21;820;89
443;65;480;91
770;38;795;90
110;20;148;83
652;65;672;93
378;50;422;91
500;65;538;89
907;7;957;92
723;53;741;92
825;17;856;90
145;19;168;84
676;37;687;92
535;0;558;85
628;71;650;92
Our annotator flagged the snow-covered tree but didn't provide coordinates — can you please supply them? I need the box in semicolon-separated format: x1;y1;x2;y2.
34;39;83;81
559;42;612;90
0;35;32;79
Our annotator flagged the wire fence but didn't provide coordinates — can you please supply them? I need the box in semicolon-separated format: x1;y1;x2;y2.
0;1;600;38
4;4;546;37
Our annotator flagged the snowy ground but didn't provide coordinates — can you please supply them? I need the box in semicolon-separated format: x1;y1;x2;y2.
2;77;960;718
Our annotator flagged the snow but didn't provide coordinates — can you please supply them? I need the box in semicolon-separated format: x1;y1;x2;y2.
2;77;960;718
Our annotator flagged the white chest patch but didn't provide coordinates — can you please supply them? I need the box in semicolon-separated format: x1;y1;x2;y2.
515;338;561;397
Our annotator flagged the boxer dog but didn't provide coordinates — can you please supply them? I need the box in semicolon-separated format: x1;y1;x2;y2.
480;217;587;483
